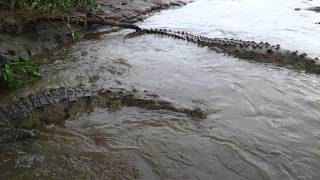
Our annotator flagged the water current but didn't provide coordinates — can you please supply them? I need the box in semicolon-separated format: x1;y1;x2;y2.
1;0;320;179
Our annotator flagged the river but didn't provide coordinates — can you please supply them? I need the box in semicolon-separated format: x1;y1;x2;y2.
1;0;320;179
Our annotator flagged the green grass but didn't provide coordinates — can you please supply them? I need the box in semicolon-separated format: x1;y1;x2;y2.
0;51;41;89
0;0;100;16
0;1;100;88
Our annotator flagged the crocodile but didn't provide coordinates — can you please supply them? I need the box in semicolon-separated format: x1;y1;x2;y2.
129;28;320;74
2;25;319;143
0;86;206;143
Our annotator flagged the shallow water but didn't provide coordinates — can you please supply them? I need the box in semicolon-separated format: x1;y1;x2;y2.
2;0;320;179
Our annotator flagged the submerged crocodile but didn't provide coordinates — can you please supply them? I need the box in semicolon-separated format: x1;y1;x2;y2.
0;86;206;143
128;28;320;74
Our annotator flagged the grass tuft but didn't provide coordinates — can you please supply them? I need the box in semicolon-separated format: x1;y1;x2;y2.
0;0;100;16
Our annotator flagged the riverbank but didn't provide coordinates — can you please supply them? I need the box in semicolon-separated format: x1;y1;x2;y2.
0;0;192;61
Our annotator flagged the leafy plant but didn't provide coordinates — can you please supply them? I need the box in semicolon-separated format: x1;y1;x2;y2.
0;51;41;89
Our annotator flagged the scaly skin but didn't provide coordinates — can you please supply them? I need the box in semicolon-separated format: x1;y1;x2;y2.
3;27;318;143
0;128;36;144
134;28;320;74
0;86;206;143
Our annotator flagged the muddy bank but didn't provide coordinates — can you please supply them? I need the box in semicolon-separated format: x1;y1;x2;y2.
0;0;191;61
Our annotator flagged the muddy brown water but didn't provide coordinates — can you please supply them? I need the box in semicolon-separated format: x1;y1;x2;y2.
1;0;320;179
